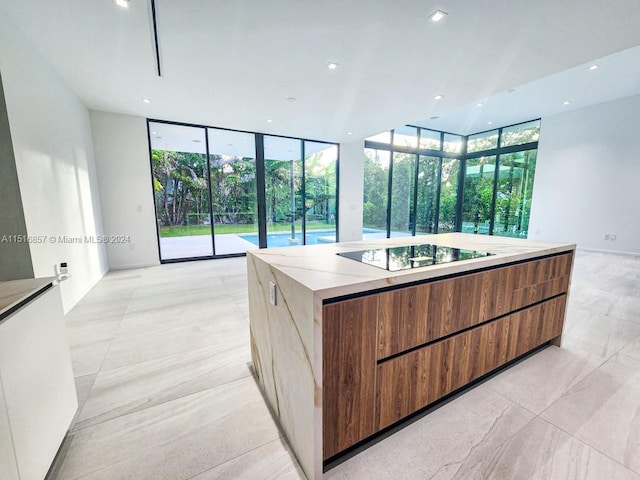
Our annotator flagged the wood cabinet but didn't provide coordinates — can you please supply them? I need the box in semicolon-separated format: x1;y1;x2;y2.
322;252;572;461
376;253;572;360
376;296;566;429
323;296;378;459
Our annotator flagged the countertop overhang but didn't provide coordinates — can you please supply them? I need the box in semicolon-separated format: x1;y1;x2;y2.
0;277;55;323
246;233;576;300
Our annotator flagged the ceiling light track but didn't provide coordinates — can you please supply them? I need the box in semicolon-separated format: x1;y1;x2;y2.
150;0;162;76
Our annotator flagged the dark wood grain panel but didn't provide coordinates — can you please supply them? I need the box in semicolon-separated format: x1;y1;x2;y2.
377;272;485;359
376;253;573;359
323;296;378;459
376;295;567;430
511;252;573;309
377;283;431;360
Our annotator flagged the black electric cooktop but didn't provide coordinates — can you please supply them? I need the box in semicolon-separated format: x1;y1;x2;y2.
338;243;494;272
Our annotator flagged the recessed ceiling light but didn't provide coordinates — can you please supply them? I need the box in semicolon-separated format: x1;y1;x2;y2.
476;102;484;107
151;131;157;135
487;121;493;125
142;98;151;103
428;10;447;22
327;62;339;70
430;116;440;120
563;100;570;105
588;64;599;71
267;118;273;123
347;131;353;135
286;97;297;102
433;94;444;100
114;0;130;8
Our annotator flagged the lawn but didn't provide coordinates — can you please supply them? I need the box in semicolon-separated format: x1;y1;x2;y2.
159;222;335;238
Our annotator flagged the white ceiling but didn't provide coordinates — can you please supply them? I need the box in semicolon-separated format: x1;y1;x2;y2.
2;0;640;141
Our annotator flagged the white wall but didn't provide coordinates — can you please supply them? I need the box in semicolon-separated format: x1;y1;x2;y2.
529;94;640;255
0;16;108;311
90;111;160;269
338;139;364;241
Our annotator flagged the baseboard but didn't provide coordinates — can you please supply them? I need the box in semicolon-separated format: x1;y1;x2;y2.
578;246;640;257
108;262;160;271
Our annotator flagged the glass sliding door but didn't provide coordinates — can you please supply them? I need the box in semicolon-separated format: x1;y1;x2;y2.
492;150;537;237
263;136;303;248
461;156;497;235
207;128;258;254
304;142;338;244
363;149;390;238
149;119;339;260
150;122;213;260
438;158;459;233
415;155;439;234
390;152;416;237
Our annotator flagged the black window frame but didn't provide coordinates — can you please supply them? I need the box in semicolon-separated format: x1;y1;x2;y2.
147;118;339;263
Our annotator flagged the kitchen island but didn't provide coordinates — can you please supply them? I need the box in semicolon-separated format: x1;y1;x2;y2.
247;233;575;479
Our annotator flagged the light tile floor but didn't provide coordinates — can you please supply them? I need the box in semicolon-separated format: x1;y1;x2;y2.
48;250;640;479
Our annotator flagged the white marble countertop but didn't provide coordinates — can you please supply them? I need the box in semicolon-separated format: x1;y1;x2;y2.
0;277;55;321
247;233;576;300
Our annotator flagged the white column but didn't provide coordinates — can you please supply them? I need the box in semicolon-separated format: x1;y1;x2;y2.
338;139;365;242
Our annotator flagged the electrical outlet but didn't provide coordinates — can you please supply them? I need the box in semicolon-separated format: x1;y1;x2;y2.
604;234;610;240
610;233;617;241
269;281;277;306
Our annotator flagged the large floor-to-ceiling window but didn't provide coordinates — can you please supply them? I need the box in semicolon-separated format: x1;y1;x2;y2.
363;119;539;239
364;127;464;238
148;120;338;262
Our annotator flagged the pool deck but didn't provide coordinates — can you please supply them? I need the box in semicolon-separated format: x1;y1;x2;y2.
158;229;391;260
160;234;257;259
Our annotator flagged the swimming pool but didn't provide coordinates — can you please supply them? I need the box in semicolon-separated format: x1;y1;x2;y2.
241;228;383;247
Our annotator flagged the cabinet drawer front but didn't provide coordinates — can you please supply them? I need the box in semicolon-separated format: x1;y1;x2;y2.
510;253;573;310
376;295;566;430
323;296;378;459
377;272;485;359
376;253;572;360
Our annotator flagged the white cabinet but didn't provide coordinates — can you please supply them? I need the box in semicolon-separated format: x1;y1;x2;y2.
0;378;19;480
0;285;77;480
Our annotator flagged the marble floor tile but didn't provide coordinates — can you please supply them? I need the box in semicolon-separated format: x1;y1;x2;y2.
191;437;305;480
541;351;640;474
74;374;97;409
561;307;640;359
68;339;113;377
65;314;123;340
567;286;617;317
53;377;281;480
325;385;534;479
65;315;123;376
100;312;248;370
121;297;242;331
54;250;640;480
74;340;251;430
462;416;640;480
65;297;131;322
481;345;606;414
620;334;640;361
124;286;231;315
608;295;640;324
